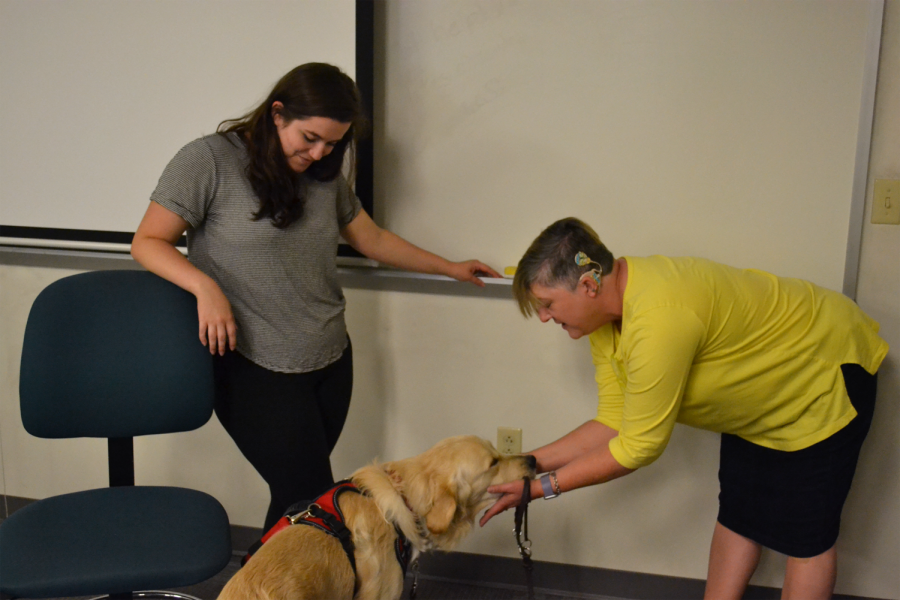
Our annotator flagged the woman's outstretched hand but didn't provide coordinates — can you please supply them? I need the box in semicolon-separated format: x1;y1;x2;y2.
446;260;502;287
480;478;537;527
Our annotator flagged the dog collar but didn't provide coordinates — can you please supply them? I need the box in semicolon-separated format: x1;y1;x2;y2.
385;468;434;551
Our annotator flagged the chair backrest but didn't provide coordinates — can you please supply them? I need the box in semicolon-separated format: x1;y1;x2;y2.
19;270;214;439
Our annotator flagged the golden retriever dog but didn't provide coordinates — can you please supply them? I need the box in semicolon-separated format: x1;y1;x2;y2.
217;435;535;600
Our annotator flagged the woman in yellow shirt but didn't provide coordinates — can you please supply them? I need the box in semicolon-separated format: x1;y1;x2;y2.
481;217;888;600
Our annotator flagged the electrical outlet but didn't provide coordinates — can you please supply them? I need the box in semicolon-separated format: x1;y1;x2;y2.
497;426;522;455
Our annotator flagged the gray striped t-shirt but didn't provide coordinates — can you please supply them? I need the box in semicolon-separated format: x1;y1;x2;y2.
150;132;362;373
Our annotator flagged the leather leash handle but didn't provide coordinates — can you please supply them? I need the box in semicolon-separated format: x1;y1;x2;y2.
514;476;532;558
514;476;535;600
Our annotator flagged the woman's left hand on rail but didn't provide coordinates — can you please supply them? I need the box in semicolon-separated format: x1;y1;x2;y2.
447;260;502;287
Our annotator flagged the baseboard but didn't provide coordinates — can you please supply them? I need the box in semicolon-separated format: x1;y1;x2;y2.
229;523;263;556
416;550;710;600
1;495;879;600
410;551;880;600
226;524;878;600
0;495;33;519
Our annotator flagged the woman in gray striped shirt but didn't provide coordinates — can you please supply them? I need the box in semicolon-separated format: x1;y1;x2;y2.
132;63;500;532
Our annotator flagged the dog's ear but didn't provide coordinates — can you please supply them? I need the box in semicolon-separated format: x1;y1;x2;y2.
425;486;457;535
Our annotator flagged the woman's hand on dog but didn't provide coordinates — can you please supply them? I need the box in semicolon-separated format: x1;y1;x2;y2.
479;479;541;527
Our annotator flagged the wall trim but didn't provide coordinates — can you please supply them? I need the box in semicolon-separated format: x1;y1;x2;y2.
843;0;886;299
0;247;514;299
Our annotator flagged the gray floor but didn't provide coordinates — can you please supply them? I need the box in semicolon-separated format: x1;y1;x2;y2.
0;504;617;600
33;552;621;600
0;507;877;600
189;553;621;599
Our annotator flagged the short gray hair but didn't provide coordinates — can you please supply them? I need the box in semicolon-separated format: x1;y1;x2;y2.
512;217;615;317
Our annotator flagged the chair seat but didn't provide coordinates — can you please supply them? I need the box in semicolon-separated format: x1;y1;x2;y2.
0;486;232;598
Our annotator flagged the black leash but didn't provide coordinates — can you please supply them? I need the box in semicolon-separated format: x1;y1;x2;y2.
513;476;535;600
408;556;420;599
408;477;536;600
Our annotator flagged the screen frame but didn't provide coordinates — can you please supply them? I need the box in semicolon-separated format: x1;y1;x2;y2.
0;0;374;257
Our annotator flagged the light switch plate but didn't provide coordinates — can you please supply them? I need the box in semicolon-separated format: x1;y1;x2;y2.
872;179;900;224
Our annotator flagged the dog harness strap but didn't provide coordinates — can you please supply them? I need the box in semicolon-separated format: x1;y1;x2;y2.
243;480;412;591
243;480;362;585
259;517;291;544
394;526;413;575
301;504;358;579
292;481;360;579
295;480;358;532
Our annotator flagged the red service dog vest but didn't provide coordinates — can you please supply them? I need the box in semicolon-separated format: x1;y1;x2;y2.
243;480;413;584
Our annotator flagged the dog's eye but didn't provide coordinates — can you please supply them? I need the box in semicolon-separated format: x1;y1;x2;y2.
490;458;500;467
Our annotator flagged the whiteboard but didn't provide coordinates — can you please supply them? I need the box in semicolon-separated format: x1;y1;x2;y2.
0;0;356;244
375;0;881;294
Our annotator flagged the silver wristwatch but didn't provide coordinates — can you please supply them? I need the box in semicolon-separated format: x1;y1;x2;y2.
540;472;560;500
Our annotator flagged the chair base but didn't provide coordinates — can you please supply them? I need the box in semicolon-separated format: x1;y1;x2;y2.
90;592;204;600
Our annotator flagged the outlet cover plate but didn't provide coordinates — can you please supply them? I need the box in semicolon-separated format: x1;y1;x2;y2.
497;426;522;455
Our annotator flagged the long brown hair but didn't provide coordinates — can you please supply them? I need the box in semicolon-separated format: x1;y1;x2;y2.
218;63;368;228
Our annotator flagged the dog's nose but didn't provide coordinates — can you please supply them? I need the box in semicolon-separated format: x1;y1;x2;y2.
525;454;537;470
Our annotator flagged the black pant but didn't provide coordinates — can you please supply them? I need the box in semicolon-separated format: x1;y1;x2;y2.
213;340;353;531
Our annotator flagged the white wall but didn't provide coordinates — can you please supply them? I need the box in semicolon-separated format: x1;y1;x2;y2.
1;1;897;598
371;0;874;293
363;3;899;596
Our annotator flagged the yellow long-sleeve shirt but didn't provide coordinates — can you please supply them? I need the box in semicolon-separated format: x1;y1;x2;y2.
591;256;888;470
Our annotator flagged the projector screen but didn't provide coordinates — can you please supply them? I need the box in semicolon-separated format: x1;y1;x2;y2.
0;0;368;253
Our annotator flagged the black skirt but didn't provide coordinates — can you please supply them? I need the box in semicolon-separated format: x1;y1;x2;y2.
716;363;877;558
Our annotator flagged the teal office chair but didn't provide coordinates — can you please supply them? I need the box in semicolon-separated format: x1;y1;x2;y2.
0;270;232;599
